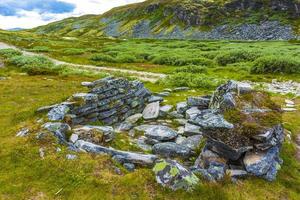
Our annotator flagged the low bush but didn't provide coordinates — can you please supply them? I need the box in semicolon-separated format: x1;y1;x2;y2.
62;48;85;55
175;65;208;74
215;50;261;66
160;72;224;89
30;46;50;52
89;53;116;63
0;48;22;59
251;56;300;74
8;55;61;75
115;54;138;63
152;55;214;66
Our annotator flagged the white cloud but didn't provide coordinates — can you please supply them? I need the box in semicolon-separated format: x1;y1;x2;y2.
0;0;145;30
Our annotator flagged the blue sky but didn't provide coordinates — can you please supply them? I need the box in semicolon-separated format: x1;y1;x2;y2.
0;0;145;29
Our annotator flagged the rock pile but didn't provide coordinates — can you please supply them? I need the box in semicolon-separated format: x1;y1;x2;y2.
46;77;151;125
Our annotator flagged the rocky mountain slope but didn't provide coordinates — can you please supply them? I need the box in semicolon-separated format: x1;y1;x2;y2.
30;0;300;40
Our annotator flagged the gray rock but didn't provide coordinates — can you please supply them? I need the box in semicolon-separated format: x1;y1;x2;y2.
16;128;29;137
236;82;252;95
0;77;7;81
135;136;152;151
174;118;187;125
243;146;281;181
159;105;173;117
168;111;184;119
125;113;143;124
189;109;234;131
43;122;71;143
48;104;70;121
156;92;170;97
226;169;248;179
176;102;188;114
148;95;164;103
134;125;156;133
123;163;135;172
70;134;79;143
142;101;160;120
115;122;133;132
73;125;115;143
66;154;77;160
163;88;173;93
145;125;178;141
152;142;193;159
153;159;199;191
39;147;45;159
187;96;210;108
185;107;201;119
177;126;185;135
179;135;203;150
184;123;202;136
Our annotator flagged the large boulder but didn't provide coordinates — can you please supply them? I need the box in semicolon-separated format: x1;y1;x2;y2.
152;142;193;159
153;159;199;191
145;125;178;141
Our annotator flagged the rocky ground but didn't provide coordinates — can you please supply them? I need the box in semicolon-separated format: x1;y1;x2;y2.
16;77;296;191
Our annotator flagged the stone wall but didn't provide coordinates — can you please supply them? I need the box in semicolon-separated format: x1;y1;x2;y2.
59;77;151;125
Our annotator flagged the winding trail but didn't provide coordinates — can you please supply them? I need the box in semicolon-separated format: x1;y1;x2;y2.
0;42;166;82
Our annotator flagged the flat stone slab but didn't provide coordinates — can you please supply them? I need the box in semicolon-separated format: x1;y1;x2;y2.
125;113;143;124
152;142;193;159
145;125;178;141
143;101;160;120
148;96;164;103
185;107;201;119
184;123;202;136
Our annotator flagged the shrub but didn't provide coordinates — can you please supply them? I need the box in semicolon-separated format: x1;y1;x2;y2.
152;55;214;66
90;54;116;62
8;55;61;75
62;48;85;55
115;54;138;63
30;46;50;52
0;48;22;59
160;72;224;89
215;50;261;66
251;56;300;74
175;65;208;74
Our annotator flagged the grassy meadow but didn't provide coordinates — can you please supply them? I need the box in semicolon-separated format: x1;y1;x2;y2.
0;30;300;199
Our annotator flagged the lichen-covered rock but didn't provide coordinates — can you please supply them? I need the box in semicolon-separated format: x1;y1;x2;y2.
243;146;281;181
152;142;193;159
125;113;143;124
72;125;115;144
184;123;202;136
187;96;210;109
176;102;189;114
48;104;70;121
43;122;71;143
178;135;203;151
185;107;201;119
159;105;173;117
145;125;178;141
143;101;160;120
153;159;199;191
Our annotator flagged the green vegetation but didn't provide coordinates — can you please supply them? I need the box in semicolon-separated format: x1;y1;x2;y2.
215;50;261;66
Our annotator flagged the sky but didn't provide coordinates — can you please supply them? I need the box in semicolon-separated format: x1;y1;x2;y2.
0;0;145;30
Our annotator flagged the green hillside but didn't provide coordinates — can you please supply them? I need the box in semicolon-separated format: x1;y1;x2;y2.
31;0;300;40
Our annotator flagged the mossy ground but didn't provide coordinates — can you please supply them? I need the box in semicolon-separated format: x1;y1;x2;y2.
0;61;300;199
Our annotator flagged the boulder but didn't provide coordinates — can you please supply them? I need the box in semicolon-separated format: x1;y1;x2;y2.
48;104;70;121
143;101;160;120
73;125;115;144
145;125;178;141
189;109;234;131
125;113;143;124
159;105;173;117
243;146;281;181
185;107;201;119
179;135;203;150
187;96;210;109
43;122;71;143
152;142;193;159
153;159;199;191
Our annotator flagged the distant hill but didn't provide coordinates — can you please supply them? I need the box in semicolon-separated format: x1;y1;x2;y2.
8;28;24;31
31;0;300;40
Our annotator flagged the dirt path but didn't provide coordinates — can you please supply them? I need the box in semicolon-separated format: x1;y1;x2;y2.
0;42;166;82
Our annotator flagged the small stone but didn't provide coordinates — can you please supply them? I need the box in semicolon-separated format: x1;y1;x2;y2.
145;125;178;141
185;107;201;119
187;96;210;108
157;92;170;97
16;128;29;137
152;142;193;159
115;122;133;132
226;169;248;178
176;102;188;114
174;118;187;126
179;135;203;150
282;108;297;112
184;123;202;136
177;126;185;135
163;88;173;93
173;87;190;92
39;148;45;159
159;105;173;117
168;111;184;119
125;113;143;124
175;135;187;144
70;134;79;143
66;154;77;160
148;96;164;103
142;101;160;120
128;129;135;137
48;105;70;121
113;166;122;175
285;99;294;105
123;163;135;172
135;136;152;151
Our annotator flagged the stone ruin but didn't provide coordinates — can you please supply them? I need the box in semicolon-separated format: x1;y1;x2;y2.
32;77;286;191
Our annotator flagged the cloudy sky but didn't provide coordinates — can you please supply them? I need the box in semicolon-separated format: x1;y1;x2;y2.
0;0;145;30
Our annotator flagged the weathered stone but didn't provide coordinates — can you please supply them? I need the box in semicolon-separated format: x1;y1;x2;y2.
70;134;79;143
156;92;170;97
174;118;187;125
153;159;199;191
187;96;210;108
159;105;173;117
177;126;185;135
168;111;184;119
148;95;164;103
43;122;71;143
226;169;248;179
125;113;143;124
189;109;234;131
176;102;188;114
115;122;133;132
75;140;158;166
134;124;156;133
134;136;153;151
66;154;77;160
145;125;178;141
48;104;70;121
16;128;29;137
179;135;203;150
185;107;201;119
152;142;193;159
184;123;202;136
123;163;135;172
173;87;189;92
73;125;115;144
142;101;160;120
175;135;186;144
243;146;281;181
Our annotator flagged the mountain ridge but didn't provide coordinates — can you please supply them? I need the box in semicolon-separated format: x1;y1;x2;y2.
31;0;300;40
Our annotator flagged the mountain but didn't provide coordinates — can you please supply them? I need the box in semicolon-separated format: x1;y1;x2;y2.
32;0;300;40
